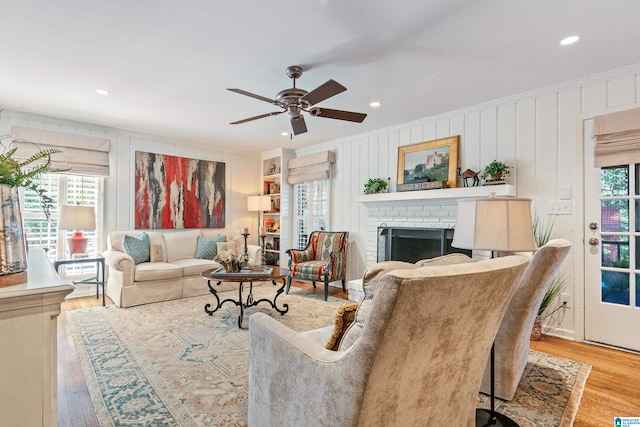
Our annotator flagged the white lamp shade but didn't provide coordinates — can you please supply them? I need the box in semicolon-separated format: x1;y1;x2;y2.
247;195;271;211
451;197;536;252
58;205;96;231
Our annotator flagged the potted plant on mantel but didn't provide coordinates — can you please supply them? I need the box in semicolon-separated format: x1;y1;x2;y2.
481;160;511;183
364;177;390;194
0;142;64;287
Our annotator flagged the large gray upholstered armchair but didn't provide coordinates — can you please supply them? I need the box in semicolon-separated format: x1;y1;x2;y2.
480;238;572;400
248;255;529;427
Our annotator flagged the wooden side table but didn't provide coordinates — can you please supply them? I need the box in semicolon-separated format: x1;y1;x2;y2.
53;255;106;306
201;266;289;328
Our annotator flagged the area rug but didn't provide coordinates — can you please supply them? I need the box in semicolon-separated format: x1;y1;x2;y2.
67;287;591;427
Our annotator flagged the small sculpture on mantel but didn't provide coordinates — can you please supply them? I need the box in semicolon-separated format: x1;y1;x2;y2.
457;167;480;187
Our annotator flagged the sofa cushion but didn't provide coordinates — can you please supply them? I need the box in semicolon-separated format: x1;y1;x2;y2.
217;241;237;257
196;235;226;259
150;244;164;262
172;258;220;276
134;262;183;281
325;303;359;351
164;230;201;262
123;232;150;264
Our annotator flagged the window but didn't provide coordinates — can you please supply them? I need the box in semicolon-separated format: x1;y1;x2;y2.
22;174;103;277
293;179;329;249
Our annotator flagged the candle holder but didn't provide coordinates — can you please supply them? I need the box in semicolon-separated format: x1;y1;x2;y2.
260;235;267;266
242;232;249;256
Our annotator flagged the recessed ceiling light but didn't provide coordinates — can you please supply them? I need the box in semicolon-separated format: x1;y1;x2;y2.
280;132;289;136
560;35;580;46
96;88;111;95
370;101;381;108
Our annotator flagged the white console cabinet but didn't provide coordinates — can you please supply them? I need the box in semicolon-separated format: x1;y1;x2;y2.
0;248;73;427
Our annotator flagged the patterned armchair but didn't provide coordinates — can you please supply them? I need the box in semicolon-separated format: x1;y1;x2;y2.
285;231;348;301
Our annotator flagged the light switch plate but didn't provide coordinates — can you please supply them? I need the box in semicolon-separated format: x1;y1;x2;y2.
547;201;571;215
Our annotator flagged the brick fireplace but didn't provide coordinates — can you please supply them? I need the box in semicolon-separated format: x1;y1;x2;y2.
347;185;517;301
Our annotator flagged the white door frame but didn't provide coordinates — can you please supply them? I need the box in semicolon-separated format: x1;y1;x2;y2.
574;105;640;344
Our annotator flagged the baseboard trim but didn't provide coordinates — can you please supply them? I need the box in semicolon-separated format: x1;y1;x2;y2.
543;326;576;341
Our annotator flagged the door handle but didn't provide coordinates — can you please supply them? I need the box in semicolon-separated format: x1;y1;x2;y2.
589;237;599;246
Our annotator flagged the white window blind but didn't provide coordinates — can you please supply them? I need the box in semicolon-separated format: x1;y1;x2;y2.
293;179;329;249
593;108;640;168
10;126;111;176
287;151;335;184
22;174;104;276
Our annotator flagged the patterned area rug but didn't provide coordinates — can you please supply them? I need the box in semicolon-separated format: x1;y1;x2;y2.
67;286;590;427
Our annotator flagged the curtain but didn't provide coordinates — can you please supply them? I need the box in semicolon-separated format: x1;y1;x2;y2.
287;151;336;184
9;126;111;176
593;107;640;167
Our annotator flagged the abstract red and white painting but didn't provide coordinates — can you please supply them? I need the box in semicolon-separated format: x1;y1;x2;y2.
134;151;225;229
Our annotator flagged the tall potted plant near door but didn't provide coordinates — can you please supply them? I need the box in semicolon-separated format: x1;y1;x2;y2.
0;142;62;286
530;215;567;340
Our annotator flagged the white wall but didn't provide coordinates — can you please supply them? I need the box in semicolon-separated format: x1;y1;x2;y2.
3;62;639;339
0;110;263;246
295;62;640;340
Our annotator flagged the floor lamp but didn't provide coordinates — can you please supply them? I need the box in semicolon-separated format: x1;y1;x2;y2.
247;194;271;235
451;196;536;427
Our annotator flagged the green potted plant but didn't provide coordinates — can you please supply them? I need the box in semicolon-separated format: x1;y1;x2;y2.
0;146;62;218
481;160;511;181
530;214;566;340
0;142;64;284
364;177;389;194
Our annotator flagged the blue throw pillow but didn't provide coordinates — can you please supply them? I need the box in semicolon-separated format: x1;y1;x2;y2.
196;235;226;260
123;232;150;265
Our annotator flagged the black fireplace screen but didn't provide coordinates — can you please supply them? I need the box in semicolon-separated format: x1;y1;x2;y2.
377;226;471;263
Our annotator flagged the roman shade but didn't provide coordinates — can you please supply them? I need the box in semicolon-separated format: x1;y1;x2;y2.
10;126;111;176
287;151;335;184
593;107;640;168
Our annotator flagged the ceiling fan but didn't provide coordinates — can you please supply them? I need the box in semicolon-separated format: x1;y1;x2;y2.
228;65;367;136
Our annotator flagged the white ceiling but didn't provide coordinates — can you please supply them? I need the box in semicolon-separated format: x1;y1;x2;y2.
2;0;640;152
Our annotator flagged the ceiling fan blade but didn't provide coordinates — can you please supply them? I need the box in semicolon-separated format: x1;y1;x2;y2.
291;115;308;135
227;88;276;104
230;110;284;124
309;107;367;123
300;79;346;106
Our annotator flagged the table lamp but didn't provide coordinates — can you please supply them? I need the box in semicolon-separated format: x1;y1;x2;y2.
452;196;536;427
247;195;271;234
58;205;96;256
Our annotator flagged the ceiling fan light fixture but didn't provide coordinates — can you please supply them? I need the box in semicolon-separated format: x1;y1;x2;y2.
228;65;367;135
560;35;580;46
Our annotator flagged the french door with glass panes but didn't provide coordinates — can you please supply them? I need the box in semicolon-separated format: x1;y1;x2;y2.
584;119;640;351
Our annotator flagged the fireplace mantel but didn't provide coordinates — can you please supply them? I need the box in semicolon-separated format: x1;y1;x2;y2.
355;184;516;207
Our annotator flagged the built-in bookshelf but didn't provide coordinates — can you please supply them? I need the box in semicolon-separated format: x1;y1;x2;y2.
261;149;294;266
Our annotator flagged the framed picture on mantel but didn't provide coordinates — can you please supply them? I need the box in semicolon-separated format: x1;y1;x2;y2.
396;135;459;191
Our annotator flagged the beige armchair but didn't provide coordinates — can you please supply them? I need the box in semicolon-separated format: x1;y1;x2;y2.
480;238;572;400
248;255;529;427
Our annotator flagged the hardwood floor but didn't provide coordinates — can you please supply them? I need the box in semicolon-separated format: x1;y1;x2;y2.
58;282;639;427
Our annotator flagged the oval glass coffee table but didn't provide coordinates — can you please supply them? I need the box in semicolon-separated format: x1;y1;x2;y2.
201;266;290;328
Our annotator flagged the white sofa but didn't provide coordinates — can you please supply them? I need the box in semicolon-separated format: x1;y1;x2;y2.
104;228;262;308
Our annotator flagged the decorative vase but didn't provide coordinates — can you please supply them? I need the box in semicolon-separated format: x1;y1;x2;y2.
0;184;28;287
530;314;542;341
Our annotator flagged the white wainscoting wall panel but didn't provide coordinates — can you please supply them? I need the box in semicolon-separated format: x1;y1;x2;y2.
294;62;640;340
